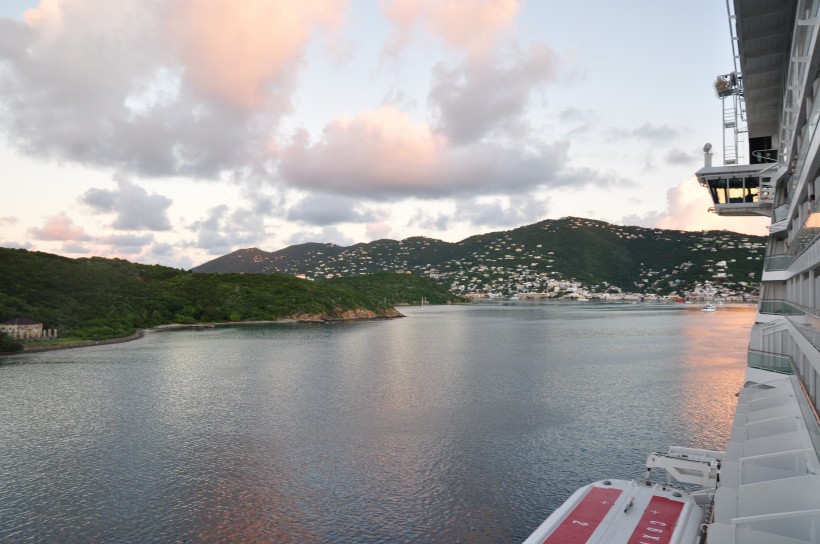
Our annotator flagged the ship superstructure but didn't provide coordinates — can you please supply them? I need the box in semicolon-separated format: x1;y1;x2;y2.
694;1;820;542
525;1;820;542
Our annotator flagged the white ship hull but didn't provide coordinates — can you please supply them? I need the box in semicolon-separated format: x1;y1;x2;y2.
525;0;820;542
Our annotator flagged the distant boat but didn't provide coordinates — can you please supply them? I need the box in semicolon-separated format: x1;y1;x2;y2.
509;295;519;300
701;303;716;312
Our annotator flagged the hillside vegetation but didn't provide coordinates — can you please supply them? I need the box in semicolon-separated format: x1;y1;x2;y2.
194;217;767;296
327;271;458;305
0;249;460;342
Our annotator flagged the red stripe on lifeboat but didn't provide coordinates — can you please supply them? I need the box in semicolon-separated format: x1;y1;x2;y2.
625;495;684;544
542;486;623;544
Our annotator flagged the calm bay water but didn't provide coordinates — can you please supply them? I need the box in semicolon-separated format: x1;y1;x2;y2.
1;302;754;543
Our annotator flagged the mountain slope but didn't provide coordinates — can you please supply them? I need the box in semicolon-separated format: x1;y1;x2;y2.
192;217;767;296
0;248;424;340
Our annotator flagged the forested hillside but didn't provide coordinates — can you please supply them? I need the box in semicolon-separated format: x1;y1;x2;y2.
0;248;460;341
194;217;766;296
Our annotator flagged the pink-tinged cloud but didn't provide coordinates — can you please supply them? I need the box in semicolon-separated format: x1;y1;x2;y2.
280;106;446;192
165;0;345;112
279;105;584;198
2;1;345;177
624;177;769;235
366;221;392;240
28;212;91;241
23;0;63;29
382;0;519;56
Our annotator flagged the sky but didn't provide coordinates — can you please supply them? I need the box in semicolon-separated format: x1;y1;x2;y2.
0;0;769;269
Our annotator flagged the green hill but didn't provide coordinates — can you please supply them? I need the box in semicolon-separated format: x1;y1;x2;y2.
327;271;459;305
0;249;459;342
193;217;767;296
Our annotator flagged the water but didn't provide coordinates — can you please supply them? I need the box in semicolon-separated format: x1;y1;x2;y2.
0;302;754;543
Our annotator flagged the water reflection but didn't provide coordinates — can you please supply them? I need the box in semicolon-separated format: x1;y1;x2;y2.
0;303;754;543
674;307;756;450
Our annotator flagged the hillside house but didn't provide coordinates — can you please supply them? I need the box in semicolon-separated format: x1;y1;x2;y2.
0;318;56;340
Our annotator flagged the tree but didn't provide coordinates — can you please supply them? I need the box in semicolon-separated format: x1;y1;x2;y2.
0;331;23;353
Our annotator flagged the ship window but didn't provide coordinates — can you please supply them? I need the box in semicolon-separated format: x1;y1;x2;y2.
728;177;746;203
708;178;728;204
708;176;761;204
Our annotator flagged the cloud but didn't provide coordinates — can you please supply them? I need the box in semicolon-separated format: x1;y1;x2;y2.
366;221;392;240
622;176;769;235
286;225;354;247
96;233;155;254
454;194;550;228
60;242;91;254
279;105;580;198
557;107;597;137
608;122;682;143
287;194;377;226
28;213;91;241
280;107;443;196
2;240;32;250
189;204;270;254
0;0;345;178
558;107;594;124
149;242;174;256
429;43;558;144
81;176;172;230
1;0;575;220
139;242;193;270
382;0;520;57
165;0;343;111
665;148;695;165
409;209;451;231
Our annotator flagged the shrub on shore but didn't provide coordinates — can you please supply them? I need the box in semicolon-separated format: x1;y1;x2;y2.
0;332;23;353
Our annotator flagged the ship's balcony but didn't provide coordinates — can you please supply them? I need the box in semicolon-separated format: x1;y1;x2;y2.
769;203;789;234
761;211;820;275
747;349;795;375
696;163;775;217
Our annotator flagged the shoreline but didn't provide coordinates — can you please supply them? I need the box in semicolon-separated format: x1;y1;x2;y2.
5;312;405;356
14;329;147;354
3;302;752;356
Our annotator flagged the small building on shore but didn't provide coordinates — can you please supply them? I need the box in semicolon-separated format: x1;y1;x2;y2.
0;318;57;340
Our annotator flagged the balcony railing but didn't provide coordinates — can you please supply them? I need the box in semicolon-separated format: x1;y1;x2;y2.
763;254;792;271
758;299;805;315
759;299;820;358
762;210;820;272
747;349;794;374
793;372;820;461
772;203;790;223
731;510;820;544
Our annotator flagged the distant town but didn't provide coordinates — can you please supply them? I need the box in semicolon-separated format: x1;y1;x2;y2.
196;217;766;303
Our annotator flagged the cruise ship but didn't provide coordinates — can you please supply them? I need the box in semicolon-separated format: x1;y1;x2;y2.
524;1;820;543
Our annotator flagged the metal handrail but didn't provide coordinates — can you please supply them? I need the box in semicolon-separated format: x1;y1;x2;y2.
751;149;779;166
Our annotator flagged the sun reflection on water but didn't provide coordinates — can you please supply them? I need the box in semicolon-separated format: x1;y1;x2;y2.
674;306;756;450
